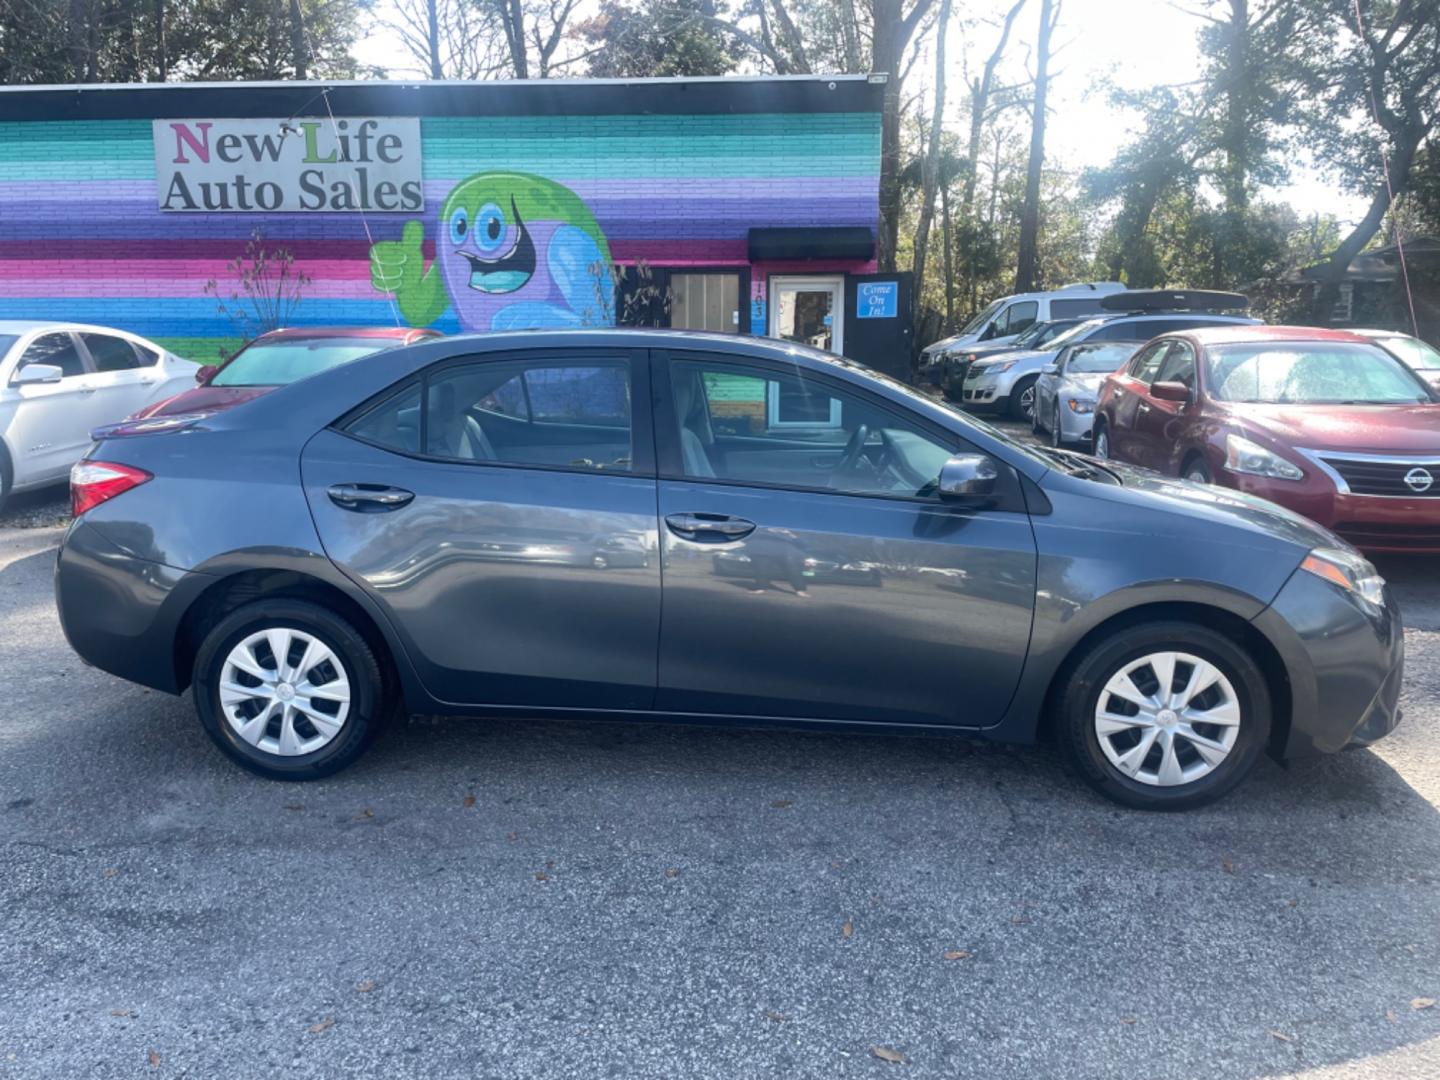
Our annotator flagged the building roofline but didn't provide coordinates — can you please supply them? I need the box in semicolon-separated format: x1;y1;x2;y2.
0;74;887;121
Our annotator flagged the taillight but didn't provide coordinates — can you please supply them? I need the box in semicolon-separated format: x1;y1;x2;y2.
70;461;152;516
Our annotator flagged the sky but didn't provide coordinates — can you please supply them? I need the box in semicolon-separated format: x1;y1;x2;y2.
354;0;1370;224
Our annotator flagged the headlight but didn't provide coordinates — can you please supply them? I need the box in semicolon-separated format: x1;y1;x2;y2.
988;359;1018;373
1224;434;1303;481
1066;398;1094;414
1301;547;1386;609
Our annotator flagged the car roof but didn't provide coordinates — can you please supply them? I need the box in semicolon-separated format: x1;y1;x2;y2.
254;326;439;342
428;326;838;360
1178;325;1379;346
1093;311;1257;323
0;319;151;336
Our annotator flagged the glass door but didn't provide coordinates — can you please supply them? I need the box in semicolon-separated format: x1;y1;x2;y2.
769;276;844;355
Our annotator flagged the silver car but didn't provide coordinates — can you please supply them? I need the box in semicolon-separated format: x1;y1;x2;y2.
1032;341;1142;448
0;321;199;510
1353;328;1440;390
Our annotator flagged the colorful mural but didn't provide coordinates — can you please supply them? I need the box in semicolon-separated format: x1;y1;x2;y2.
0;109;881;360
370;172;614;331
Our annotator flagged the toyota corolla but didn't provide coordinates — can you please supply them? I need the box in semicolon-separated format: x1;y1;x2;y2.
56;329;1404;810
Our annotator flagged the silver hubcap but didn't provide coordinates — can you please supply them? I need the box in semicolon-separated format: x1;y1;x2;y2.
1019;386;1035;416
1094;650;1241;787
220;627;351;757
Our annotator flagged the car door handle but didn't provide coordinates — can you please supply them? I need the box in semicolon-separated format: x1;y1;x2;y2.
664;512;756;542
1138;402;1151;412
327;483;415;512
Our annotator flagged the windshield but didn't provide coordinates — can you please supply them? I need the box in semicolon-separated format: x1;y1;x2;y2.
1034;320;1082;345
1065;343;1138;374
1377;335;1440;371
1204;342;1432;404
1048;319;1104;350
212;338;391;387
959;299;1004;335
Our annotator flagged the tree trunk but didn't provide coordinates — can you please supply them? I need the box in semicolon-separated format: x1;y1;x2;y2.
503;0;529;78
68;0;87;81
911;0;951;323
839;0;862;73
427;0;443;78
154;0;167;80
940;178;955;331
1014;0;1055;293
289;0;309;79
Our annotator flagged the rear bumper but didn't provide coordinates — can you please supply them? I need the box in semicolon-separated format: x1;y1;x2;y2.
54;519;212;694
1252;566;1405;759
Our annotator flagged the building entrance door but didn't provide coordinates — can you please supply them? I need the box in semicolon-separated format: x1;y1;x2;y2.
769;276;844;355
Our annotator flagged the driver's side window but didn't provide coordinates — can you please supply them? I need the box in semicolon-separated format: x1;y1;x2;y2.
667;358;955;498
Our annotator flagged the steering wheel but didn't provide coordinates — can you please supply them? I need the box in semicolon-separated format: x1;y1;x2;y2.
837;423;870;476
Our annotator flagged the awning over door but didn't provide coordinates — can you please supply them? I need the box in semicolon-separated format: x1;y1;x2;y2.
747;227;874;262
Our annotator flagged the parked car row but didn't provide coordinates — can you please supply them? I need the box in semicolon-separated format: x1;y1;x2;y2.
0;322;437;512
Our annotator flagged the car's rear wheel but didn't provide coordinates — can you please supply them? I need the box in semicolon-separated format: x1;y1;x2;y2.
1056;621;1271;810
1092;421;1110;459
193;599;387;780
1010;376;1038;421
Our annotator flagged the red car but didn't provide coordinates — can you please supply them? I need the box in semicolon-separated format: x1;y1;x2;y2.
1092;325;1440;554
132;326;440;420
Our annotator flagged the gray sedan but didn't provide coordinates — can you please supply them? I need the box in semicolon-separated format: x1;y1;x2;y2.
1032;341;1143;448
55;329;1404;811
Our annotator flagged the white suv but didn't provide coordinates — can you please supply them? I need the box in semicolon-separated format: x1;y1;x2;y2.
0;322;199;510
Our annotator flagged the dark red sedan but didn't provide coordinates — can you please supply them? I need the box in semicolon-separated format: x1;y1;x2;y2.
132;326;440;420
1092;326;1440;554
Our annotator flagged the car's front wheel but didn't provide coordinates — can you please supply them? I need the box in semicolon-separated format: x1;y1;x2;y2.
193;599;388;780
1050;404;1064;448
1010;376;1038;421
1056;621;1271;810
1092;420;1110;459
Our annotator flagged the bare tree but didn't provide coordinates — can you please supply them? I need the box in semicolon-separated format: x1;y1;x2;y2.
379;0;507;78
873;0;936;271
911;0;951;320
1014;0;1060;293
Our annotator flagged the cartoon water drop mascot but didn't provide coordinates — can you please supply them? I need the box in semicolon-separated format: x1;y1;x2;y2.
369;172;615;331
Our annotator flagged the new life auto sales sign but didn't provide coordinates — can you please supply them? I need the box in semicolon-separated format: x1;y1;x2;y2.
153;118;423;212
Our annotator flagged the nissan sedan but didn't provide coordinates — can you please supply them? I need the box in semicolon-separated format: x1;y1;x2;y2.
56;329;1404;810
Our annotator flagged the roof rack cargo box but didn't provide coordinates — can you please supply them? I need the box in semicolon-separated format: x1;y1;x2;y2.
1100;289;1250;313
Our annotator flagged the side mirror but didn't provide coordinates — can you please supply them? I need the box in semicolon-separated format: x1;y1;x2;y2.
1151;380;1192;403
196;364;219;384
1042;364;1060;376
937;454;999;504
12;363;63;386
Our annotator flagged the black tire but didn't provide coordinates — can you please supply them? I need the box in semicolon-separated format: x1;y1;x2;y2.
192;599;389;780
1055;621;1271;810
0;449;11;517
1050;404;1064;448
1031;394;1045;434
1182;454;1213;484
1009;376;1039;421
1092;420;1110;459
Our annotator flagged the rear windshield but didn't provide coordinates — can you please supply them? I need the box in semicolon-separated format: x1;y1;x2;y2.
1204;342;1432;404
212;337;392;387
1377;335;1440;371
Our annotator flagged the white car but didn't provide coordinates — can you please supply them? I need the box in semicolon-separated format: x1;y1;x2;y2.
0;321;199;510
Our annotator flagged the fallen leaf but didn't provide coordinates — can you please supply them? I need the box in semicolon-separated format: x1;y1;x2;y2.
942;950;972;961
664;868;680;879
841;918;853;939
535;871;548;882
148;1050;161;1068
462;793;475;808
102;868;118;879
507;832;518;841
1286;899;1298;908
1010;915;1032;926
283;804;304;811
1222;856;1236;875
1266;1029;1292;1042
770;799;793;809
354;808;373;821
1387;1009;1398;1023
870;1045;906;1064
308;1018;335;1034
356;980;378;993
831;860;843;870
764;1011;787;1023
1412;998;1435;1011
1120;1017;1137;1025
109;1009;129;1017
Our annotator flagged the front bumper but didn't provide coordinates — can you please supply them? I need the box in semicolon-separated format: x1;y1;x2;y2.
961;369;1014;409
55;519;214;694
1252;563;1405;759
1224;469;1440;554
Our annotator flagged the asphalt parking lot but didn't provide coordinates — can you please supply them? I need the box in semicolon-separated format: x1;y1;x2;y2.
4;455;1440;1078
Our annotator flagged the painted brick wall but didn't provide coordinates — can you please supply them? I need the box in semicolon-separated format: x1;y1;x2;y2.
0;110;881;361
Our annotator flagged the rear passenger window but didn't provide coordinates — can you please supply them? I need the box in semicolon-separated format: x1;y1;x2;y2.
1049;298;1105;318
18;333;86;378
343;359;633;472
81;333;143;372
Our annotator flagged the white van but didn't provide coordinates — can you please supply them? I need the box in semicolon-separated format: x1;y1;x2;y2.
920;282;1127;374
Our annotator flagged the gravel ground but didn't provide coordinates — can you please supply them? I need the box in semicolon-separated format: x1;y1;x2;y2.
0;484;70;530
3;505;1440;1078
